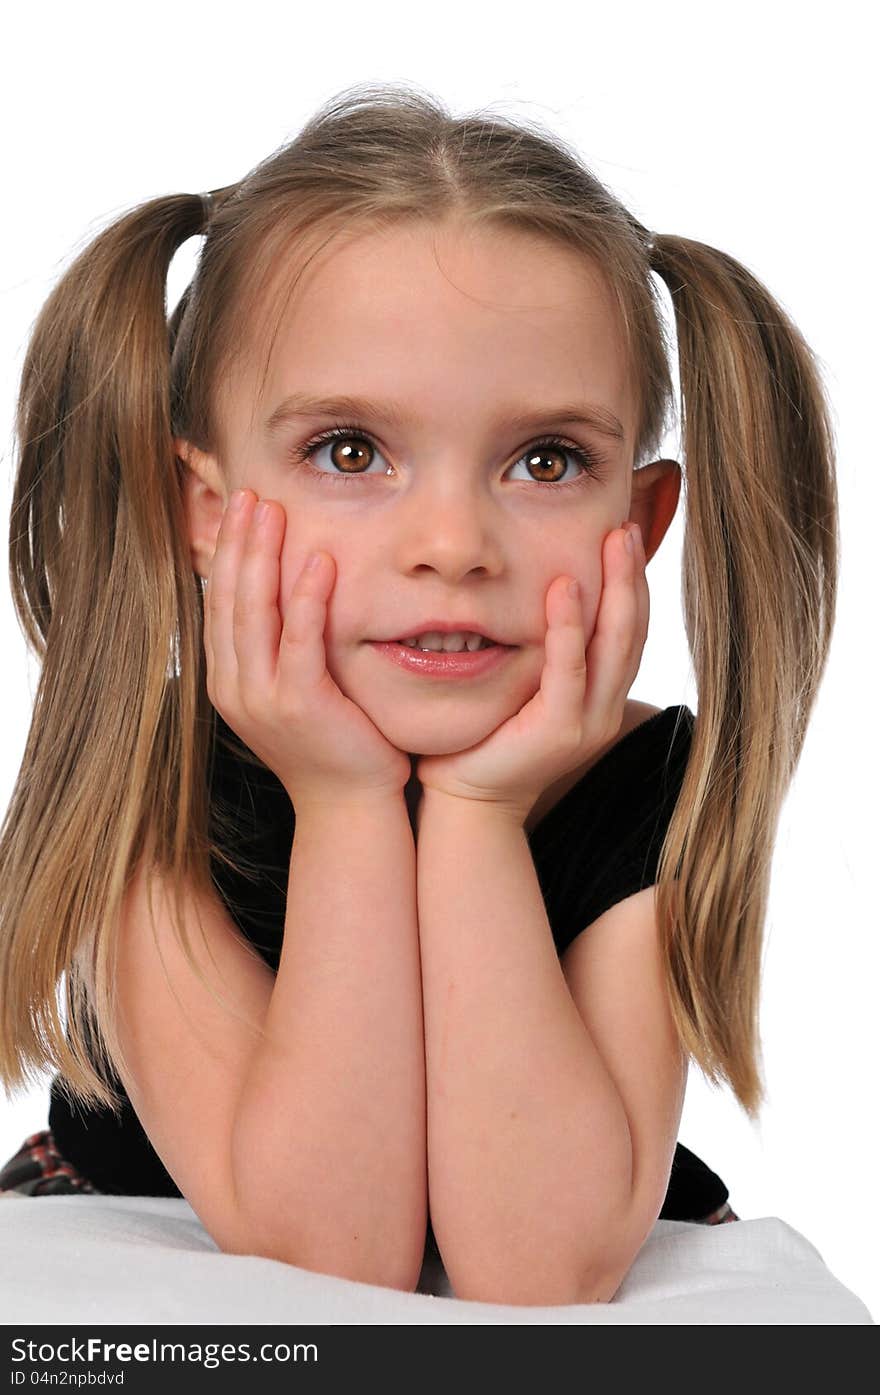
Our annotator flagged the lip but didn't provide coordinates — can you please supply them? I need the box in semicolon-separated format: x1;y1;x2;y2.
369;641;516;680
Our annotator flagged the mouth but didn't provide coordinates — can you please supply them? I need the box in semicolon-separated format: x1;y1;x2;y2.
394;636;504;654
369;639;517;679
375;629;516;653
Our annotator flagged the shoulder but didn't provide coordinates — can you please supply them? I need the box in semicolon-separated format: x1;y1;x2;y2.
598;699;668;767
620;699;664;738
617;700;694;784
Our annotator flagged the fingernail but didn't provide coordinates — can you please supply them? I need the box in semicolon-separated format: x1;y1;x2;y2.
567;578;580;599
305;552;322;571
229;489;247;512
624;524;638;555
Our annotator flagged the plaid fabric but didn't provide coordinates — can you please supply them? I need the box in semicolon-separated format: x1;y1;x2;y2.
1;1128;741;1222
0;1129;100;1197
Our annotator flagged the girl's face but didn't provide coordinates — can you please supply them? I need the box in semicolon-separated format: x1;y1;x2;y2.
190;220;639;758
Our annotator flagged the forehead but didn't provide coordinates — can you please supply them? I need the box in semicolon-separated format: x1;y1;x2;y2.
238;219;633;440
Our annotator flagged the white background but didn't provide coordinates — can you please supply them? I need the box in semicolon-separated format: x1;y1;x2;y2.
1;0;876;1322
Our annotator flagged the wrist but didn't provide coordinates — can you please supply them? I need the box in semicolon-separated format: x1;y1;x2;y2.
419;785;529;830
287;783;408;817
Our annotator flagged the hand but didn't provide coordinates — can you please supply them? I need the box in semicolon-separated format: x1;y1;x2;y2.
415;522;649;824
204;490;411;807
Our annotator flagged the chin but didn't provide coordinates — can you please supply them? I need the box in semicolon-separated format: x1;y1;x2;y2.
381;723;496;758
364;707;508;758
335;651;541;756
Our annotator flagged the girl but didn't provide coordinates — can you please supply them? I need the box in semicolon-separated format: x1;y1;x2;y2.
0;84;836;1304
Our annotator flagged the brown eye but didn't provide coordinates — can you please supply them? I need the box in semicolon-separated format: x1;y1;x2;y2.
324;434;374;475
289;424;608;491
290;428;384;483
522;445;568;484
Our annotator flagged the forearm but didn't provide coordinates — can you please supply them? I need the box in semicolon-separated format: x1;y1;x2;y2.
231;793;426;1291
417;792;632;1306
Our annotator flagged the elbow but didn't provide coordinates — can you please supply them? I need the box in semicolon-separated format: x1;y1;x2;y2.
453;1276;617;1309
224;1183;427;1292
445;1257;588;1308
571;1267;626;1305
223;1227;423;1295
453;1266;623;1308
448;1244;631;1308
293;1244;423;1294
571;1240;641;1305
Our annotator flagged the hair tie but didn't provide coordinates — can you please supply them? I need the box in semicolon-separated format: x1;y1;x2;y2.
199;190;216;229
630;219;656;261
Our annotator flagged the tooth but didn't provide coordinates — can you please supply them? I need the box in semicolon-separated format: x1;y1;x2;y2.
399;630;495;652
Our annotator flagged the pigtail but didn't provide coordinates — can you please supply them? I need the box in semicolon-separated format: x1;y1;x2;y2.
0;192;216;1110
649;234;839;1118
0;82;841;1129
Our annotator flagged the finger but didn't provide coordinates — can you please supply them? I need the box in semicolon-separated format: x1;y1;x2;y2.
587;524;646;715
537;575;588;722
621;524;650;672
608;523;650;652
277;549;336;696
234;498;286;703
206;489;254;700
631;523;651;659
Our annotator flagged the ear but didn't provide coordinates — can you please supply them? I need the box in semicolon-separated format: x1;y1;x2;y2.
175;438;229;580
628;459;681;564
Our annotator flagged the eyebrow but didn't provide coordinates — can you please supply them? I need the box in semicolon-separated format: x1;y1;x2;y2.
263;392;626;443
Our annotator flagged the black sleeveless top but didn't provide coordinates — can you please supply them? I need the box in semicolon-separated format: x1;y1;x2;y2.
48;703;729;1221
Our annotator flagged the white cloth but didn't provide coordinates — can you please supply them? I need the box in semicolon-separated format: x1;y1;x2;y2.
0;1195;872;1324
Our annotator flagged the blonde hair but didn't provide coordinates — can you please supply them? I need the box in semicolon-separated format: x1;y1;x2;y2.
0;82;838;1120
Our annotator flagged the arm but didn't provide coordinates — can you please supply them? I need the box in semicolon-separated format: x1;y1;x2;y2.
416;791;685;1306
231;791;426;1291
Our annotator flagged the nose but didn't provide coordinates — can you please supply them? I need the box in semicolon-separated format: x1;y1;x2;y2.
392;470;505;581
